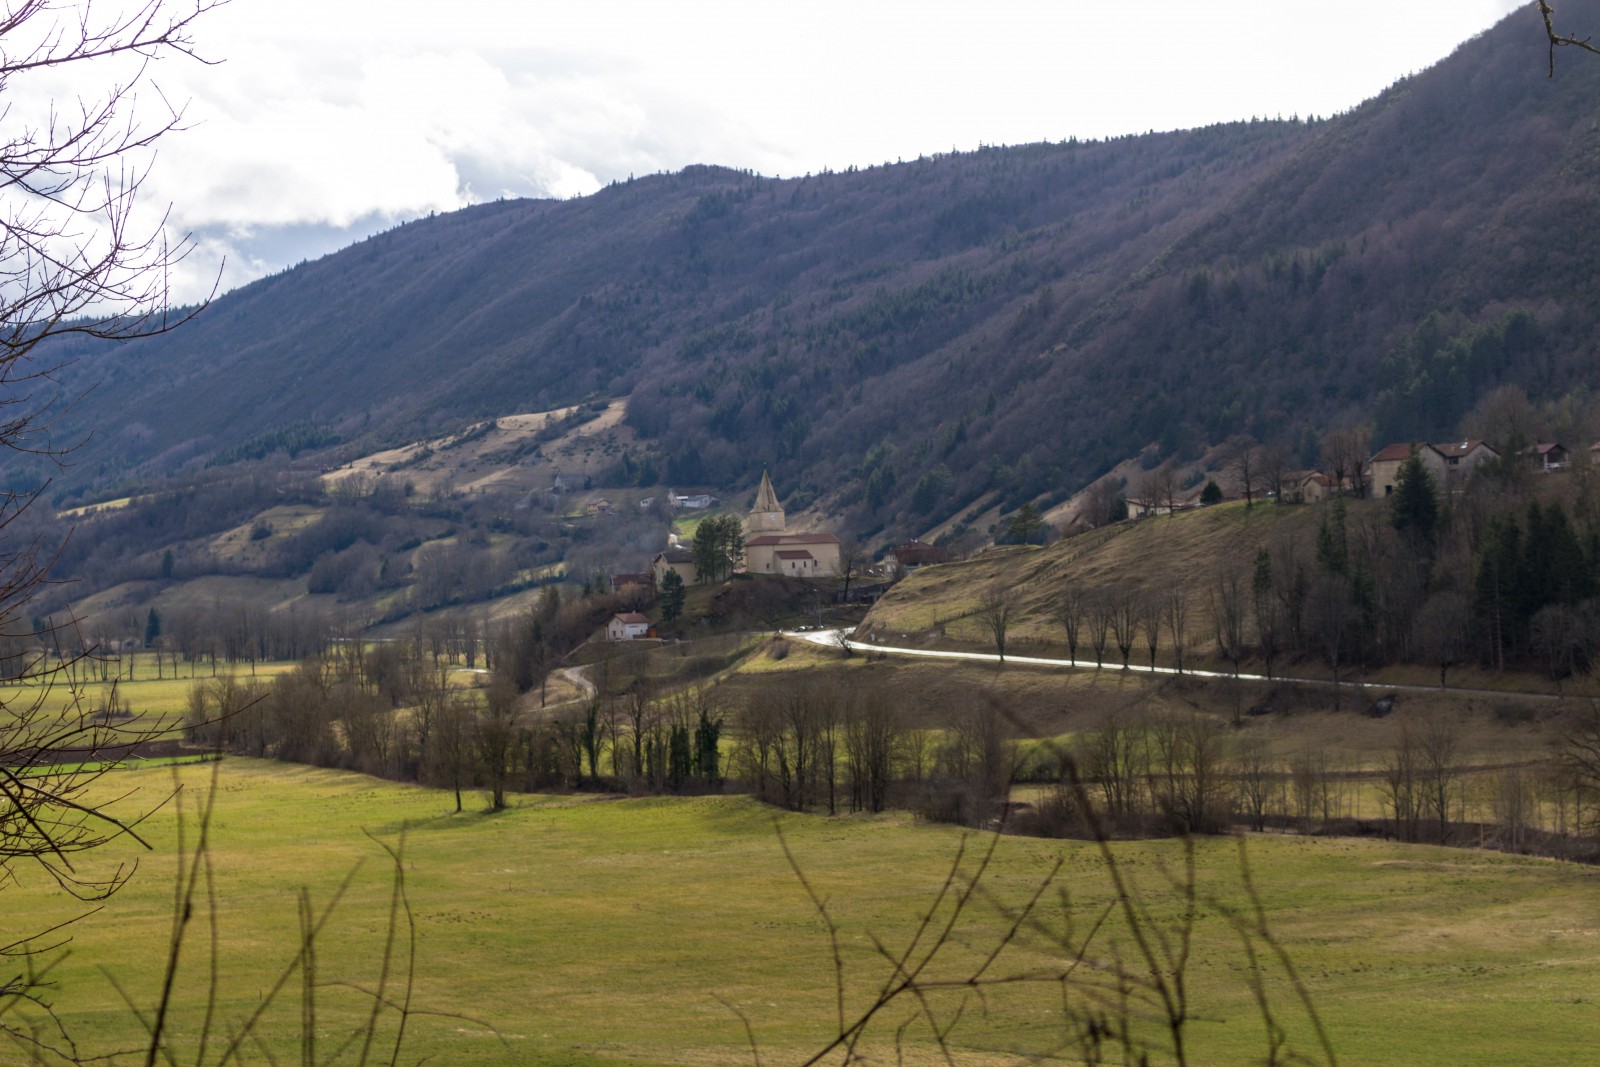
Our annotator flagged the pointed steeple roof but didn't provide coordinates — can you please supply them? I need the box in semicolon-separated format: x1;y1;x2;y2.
747;468;787;534
754;468;781;512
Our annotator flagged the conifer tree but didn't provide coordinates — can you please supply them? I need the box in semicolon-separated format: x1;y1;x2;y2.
660;569;686;621
1389;449;1440;552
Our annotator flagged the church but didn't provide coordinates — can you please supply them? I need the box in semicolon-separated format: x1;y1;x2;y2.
742;470;842;578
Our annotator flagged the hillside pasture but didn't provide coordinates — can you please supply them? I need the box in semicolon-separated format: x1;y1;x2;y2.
208;503;326;566
319;399;644;501
11;759;1600;1066
869;501;1313;648
866;499;1570;696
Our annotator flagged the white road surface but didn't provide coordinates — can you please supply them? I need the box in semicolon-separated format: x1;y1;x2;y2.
781;629;1561;704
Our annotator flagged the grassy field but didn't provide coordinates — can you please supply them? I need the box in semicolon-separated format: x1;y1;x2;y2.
0;656;300;732
671;510;728;541
12;758;1600;1066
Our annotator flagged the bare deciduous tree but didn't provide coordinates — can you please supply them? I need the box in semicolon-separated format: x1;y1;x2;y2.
1259;441;1292;505
1227;436;1260;508
1083;477;1127;527
1210;571;1248;679
833;538;865;604
1138;592;1163;670
1234;738;1275;832
1149;711;1232;834
1076;710;1147;818
1088;589;1113;669
1538;0;1600;74
1417;714;1462;845
1108;583;1139;670
842;687;900;814
1382;723;1422;843
0;0;224;1048
1320;427;1371;499
1163;588;1190;675
1054;584;1085;665
1413;590;1470;687
977;585;1017;663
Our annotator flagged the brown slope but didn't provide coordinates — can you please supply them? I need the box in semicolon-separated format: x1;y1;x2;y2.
30;2;1600;545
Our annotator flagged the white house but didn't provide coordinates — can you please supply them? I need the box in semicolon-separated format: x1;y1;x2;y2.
606;612;650;641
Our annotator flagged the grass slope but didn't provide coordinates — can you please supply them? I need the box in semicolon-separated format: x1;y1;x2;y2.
15;759;1600;1066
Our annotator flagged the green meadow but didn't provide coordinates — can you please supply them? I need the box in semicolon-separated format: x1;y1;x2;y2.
0;656;299;727
14;758;1600;1066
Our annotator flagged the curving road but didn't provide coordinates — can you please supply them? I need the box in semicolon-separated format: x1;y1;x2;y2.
781;629;1564;704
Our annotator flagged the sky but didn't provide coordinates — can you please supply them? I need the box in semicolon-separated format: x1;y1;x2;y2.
48;0;1531;303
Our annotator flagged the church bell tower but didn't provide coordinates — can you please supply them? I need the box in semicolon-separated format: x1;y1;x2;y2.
747;469;786;535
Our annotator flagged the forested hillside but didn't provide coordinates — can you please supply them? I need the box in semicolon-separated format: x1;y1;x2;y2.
24;3;1600;543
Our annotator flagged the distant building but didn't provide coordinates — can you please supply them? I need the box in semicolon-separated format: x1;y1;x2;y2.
652;546;697;586
1370;440;1498;496
610;572;654;594
887;539;949;572
1431;439;1499;482
741;470;842;577
669;490;717;509
1370;443;1448;497
1522;442;1569;472
1283;470;1337;505
606;612;650;641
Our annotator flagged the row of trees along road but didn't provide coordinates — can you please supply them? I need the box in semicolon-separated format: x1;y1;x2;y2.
181;605;1600;863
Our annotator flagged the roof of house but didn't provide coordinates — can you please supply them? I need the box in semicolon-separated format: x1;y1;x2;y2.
1371;442;1442;464
746;532;840;546
655;547;694;563
612;612;649;625
775;550;815;560
893;540;949;562
1433;439;1496;459
1521;442;1568;455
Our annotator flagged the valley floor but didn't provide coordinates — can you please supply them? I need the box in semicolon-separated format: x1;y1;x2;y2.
15;759;1600;1066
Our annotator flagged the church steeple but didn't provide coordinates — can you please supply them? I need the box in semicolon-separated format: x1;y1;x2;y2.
747;469;786;534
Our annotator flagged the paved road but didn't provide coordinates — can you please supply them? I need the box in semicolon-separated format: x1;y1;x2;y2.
782;629;1564;704
561;665;596;701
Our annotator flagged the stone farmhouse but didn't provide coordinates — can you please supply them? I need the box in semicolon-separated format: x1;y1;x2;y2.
651;545;696;586
1282;470;1340;504
1369;440;1499;497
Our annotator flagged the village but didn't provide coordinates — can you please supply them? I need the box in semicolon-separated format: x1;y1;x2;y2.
596;432;1586;642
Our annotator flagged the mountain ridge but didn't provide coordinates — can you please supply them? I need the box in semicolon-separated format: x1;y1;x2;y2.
22;3;1600;542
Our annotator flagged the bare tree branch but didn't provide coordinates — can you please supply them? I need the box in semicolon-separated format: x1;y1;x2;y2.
1539;1;1600;76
